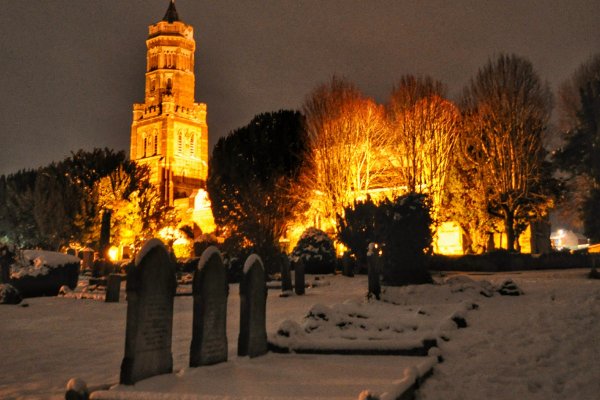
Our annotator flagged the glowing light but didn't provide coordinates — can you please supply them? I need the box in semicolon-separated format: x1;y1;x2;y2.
108;246;119;261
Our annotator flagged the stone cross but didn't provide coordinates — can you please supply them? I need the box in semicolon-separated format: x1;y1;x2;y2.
105;273;122;303
238;254;268;357
190;246;229;367
294;258;305;295
120;239;177;385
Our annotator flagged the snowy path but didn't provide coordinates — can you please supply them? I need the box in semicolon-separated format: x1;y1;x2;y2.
418;270;600;400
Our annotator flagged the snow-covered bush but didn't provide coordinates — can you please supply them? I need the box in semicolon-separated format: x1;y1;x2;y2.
291;228;336;274
10;250;80;297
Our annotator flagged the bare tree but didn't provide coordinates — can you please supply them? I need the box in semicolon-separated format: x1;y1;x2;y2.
387;75;461;218
302;77;394;227
461;54;553;251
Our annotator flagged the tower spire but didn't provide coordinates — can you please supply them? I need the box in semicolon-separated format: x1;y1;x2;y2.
163;0;180;23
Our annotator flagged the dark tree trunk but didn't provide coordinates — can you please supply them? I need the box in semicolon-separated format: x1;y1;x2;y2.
100;209;112;259
504;210;516;252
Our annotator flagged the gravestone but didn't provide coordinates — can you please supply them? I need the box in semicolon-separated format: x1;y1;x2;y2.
120;239;177;385
342;251;354;277
105;273;122;303
280;254;293;295
294;258;305;295
190;246;229;367
238;254;268;357
367;245;381;300
81;249;94;272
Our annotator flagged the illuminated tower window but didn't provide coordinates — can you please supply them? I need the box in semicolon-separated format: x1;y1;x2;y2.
190;134;195;156
154;133;158;155
143;137;147;158
178;131;183;154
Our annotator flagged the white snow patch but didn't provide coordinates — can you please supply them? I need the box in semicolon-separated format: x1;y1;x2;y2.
243;254;263;275
197;246;222;271
135;238;167;265
10;250;80;279
1;270;598;399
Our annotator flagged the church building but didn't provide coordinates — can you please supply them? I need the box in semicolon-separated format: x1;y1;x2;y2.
130;1;214;233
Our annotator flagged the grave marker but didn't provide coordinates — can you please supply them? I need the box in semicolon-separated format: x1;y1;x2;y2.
105;273;122;303
367;244;381;300
294;258;305;295
238;254;268;357
280;254;293;295
120;239;176;385
190;246;229;367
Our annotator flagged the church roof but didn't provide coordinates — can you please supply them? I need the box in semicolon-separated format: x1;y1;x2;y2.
162;0;180;23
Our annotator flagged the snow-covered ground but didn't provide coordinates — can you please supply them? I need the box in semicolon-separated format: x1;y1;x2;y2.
0;269;598;399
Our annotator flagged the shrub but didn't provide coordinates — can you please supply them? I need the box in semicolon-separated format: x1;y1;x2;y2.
338;193;433;285
376;193;433;285
337;199;378;273
291;228;336;274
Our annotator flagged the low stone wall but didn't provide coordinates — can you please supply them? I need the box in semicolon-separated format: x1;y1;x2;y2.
428;252;600;272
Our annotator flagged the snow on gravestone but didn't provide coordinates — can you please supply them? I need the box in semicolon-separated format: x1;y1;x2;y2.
189;246;229;367
120;239;176;385
238;254;268;357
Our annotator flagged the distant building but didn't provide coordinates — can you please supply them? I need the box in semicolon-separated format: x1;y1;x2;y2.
130;1;214;233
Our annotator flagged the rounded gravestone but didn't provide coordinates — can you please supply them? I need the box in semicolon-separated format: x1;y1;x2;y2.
190;246;229;367
238;254;268;357
120;239;177;385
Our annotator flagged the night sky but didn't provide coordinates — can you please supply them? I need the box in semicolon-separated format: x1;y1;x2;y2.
0;0;598;175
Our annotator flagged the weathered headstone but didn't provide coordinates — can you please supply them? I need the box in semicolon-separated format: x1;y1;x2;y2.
294;258;305;295
342;251;354;277
120;239;177;385
105;273;122;303
81;249;94;272
280;254;293;295
238;254;268;357
190;246;229;367
367;244;381;300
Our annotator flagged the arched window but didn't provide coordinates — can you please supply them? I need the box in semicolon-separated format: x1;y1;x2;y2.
190;134;195;156
153;133;158;155
143;137;147;158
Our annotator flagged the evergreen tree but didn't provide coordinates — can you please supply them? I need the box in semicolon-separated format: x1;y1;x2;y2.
207;110;307;270
555;54;600;241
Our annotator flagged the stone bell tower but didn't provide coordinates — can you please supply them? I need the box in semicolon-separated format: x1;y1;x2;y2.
130;0;209;207
130;0;214;233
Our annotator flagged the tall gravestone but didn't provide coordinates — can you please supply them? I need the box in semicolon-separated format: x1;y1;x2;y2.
105;273;122;303
238;254;268;357
294;258;305;295
190;246;229;367
120;239;177;385
367;244;381;300
342;251;354;277
280;254;293;295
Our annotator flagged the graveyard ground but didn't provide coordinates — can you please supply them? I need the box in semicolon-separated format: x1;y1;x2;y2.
0;270;599;399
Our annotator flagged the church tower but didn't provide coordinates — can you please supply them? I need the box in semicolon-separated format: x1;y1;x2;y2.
130;0;209;208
